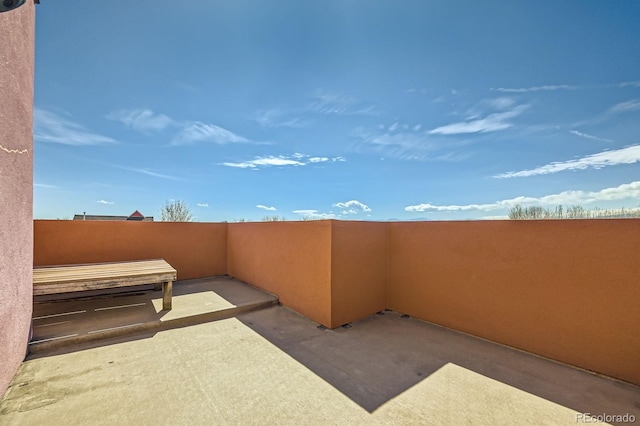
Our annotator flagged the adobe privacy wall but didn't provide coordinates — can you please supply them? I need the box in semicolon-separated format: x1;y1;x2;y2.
212;219;640;386
33;219;640;386
227;221;333;326
226;220;388;328
34;221;227;280
387;220;640;387
0;2;35;398
330;221;388;327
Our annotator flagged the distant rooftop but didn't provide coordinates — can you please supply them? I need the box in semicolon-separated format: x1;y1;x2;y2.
73;210;153;221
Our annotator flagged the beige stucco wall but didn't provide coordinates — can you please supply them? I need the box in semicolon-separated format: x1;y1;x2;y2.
0;1;35;398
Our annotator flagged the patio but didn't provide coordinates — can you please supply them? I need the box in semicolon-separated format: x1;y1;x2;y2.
1;4;639;424
1;278;638;425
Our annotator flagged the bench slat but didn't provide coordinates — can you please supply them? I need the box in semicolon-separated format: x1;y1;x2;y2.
34;259;176;285
33;259;177;310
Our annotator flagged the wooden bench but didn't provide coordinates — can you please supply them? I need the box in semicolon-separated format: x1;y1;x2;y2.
33;259;177;311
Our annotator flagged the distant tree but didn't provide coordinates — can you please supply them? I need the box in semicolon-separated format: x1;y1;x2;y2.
262;215;286;222
161;200;193;222
508;205;525;220
565;205;586;219
508;204;640;220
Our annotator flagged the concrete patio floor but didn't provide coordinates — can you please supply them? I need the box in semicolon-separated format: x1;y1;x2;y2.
1;279;638;425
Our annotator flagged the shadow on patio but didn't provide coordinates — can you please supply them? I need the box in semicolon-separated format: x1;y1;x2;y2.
2;287;637;424
236;307;640;419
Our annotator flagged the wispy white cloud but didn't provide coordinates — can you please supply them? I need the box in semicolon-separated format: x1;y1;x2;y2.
406;88;428;95
493;84;577;93
356;96;518;158
97;200;114;205
256;204;277;211
309;157;329;163
405;181;640;212
483;97;516;110
107;109;174;132
307;90;378;116
619;81;640;88
117;165;182;180
332;200;371;212
353;128;436;159
353;126;470;161
255;90;377;131
256;109;309;128
171;122;250;145
34;108;117;146
292;209;335;219
429;105;528;135
308;90;354;115
34;183;57;189
109;108;253;146
221;153;344;169
196;203;209;207
494;145;640;178
608;99;640;114
222;155;305;169
494;81;640;93
569;130;613;143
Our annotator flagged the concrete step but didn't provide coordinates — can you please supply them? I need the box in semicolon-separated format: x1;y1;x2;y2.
29;276;278;354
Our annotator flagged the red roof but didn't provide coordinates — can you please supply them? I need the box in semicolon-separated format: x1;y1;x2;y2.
129;210;145;218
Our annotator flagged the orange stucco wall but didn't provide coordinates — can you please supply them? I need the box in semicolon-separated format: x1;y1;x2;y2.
30;218;640;385
227;221;333;327
34;220;227;280
0;0;35;398
330;221;388;327
387;219;640;386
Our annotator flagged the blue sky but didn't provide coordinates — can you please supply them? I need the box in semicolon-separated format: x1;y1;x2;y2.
33;1;640;221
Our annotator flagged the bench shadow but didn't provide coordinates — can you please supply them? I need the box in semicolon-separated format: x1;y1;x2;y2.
29;276;276;358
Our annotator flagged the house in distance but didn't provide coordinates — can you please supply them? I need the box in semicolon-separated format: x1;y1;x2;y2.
73;210;153;221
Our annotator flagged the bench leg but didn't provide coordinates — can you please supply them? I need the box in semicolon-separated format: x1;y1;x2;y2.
162;281;173;311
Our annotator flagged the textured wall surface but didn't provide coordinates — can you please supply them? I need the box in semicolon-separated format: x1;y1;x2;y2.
227;221;333;326
388;220;640;386
34;221;228;280
330;221;388;327
0;1;35;398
